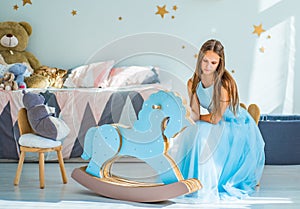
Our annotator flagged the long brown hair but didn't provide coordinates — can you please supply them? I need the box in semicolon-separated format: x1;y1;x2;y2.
190;39;239;116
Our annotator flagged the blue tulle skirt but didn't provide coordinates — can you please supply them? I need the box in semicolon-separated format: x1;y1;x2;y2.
176;108;265;202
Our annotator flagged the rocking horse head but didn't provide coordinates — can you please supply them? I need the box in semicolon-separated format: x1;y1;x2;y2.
134;90;194;139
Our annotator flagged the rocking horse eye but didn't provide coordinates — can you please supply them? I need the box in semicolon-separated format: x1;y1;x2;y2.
166;117;170;124
162;117;170;128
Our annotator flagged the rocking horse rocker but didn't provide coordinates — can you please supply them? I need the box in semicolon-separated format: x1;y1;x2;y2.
71;90;202;202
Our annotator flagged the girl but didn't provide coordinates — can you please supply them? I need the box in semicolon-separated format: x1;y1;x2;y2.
181;39;265;201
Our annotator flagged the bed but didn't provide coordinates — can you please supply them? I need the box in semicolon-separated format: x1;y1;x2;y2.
0;33;198;161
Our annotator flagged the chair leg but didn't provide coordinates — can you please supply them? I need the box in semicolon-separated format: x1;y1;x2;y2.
14;151;26;186
39;152;45;189
57;150;68;184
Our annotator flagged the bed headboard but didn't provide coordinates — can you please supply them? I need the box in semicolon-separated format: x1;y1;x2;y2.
85;33;198;99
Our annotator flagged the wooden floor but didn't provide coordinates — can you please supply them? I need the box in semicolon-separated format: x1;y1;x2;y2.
0;162;300;209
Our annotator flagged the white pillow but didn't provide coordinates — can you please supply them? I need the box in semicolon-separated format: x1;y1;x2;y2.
19;133;61;148
64;60;115;88
102;66;160;87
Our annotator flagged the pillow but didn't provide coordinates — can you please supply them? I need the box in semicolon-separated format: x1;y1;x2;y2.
64;60;114;88
22;91;70;141
101;66;160;88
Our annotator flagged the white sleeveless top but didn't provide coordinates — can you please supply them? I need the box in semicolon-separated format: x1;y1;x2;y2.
196;81;213;111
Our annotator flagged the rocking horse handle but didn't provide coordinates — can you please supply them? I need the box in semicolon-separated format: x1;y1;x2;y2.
152;104;161;109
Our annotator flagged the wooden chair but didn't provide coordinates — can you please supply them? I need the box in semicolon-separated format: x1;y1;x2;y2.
14;108;68;189
240;103;261;124
247;104;260;125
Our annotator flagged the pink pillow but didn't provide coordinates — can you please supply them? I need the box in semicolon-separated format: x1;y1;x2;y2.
64;60;114;88
102;66;160;87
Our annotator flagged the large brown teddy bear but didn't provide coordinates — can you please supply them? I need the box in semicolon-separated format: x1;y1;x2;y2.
0;21;52;88
0;21;41;71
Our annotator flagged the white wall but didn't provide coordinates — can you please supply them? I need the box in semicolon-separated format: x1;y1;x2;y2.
1;0;300;114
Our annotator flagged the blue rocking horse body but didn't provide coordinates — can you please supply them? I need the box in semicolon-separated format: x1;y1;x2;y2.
72;90;202;202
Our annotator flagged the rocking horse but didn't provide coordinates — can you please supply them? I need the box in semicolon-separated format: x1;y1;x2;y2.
71;90;202;202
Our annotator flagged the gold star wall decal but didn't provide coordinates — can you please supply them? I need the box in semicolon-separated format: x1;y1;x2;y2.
13;5;19;10
253;24;265;37
71;10;77;16
22;0;32;6
173;5;178;11
155;5;169;18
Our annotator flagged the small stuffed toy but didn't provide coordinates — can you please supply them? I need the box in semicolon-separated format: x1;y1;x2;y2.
34;66;68;88
0;72;18;90
0;63;30;89
22;90;70;140
24;73;50;88
8;63;28;89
